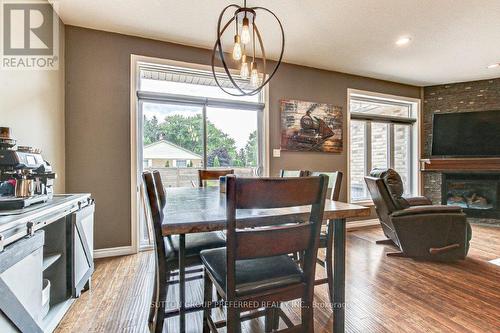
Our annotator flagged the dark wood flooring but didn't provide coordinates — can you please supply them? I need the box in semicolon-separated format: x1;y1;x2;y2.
55;225;500;333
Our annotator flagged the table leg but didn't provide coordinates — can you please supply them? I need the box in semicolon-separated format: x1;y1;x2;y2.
179;234;186;333
333;218;346;333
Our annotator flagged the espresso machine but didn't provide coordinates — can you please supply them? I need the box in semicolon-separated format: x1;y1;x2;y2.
0;127;56;210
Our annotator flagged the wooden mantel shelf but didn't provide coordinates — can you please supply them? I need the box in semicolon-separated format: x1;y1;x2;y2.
420;158;500;172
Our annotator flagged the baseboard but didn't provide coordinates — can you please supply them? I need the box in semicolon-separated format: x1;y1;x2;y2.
346;218;379;230
93;246;135;258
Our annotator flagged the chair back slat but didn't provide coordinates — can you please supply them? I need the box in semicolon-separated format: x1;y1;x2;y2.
234;176;325;209
225;175;328;300
309;171;343;201
198;169;234;187
153;170;166;208
235;223;314;259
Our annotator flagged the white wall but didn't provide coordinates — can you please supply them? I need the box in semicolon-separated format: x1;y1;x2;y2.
0;22;65;192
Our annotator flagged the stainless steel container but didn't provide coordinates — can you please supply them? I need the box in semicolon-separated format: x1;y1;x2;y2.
15;178;35;197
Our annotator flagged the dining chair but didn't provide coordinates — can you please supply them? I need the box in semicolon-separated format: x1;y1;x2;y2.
309;171;343;305
279;170;343;304
198;169;234;187
200;174;328;333
142;171;226;333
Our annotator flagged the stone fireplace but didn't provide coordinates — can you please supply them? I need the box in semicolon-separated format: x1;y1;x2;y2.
422;78;500;226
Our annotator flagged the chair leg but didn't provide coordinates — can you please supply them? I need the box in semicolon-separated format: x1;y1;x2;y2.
227;307;241;333
203;273;213;333
272;303;281;330
386;251;407;257
301;299;314;332
324;220;335;305
154;271;169;333
148;267;158;326
264;307;273;333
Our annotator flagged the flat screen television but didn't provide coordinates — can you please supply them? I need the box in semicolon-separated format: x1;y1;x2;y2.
432;110;500;157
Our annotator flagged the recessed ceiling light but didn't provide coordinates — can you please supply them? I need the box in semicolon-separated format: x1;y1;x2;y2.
396;36;411;46
487;63;499;69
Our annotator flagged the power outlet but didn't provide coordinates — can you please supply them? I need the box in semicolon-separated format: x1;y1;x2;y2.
273;149;281;157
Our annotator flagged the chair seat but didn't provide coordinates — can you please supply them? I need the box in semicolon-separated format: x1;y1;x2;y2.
200;247;304;297
164;231;226;262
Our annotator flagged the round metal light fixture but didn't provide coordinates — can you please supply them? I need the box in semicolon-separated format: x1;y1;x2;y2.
211;1;285;96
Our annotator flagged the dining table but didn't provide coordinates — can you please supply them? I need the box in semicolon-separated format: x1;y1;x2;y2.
162;186;371;333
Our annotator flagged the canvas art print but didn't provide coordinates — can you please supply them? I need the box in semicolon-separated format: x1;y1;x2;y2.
280;99;343;153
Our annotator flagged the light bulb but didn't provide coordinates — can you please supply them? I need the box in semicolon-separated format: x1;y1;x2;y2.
240;55;249;79
241;17;251;44
232;35;242;61
250;62;260;88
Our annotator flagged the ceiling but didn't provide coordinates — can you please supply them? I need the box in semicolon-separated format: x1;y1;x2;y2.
53;0;500;86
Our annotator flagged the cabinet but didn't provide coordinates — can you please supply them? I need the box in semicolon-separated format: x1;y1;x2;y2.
0;194;94;333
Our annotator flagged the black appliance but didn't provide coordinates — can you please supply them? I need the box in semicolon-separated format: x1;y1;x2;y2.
432;110;500;157
0;140;56;210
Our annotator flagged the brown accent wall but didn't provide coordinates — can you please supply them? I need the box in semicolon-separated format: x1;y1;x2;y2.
65;26;420;249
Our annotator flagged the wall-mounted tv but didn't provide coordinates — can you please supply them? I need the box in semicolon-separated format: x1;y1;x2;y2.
432;110;500;157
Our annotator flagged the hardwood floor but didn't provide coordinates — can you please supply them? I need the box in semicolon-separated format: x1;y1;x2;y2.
56;225;500;333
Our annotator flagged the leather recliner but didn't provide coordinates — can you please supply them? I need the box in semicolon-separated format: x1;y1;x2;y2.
365;168;472;261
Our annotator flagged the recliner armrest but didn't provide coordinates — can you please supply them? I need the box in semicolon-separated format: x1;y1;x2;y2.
391;205;463;217
403;196;432;206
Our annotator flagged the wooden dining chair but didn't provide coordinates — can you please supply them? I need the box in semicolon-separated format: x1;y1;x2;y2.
279;170;343;304
200;175;328;333
198;169;234;187
142;171;226;333
309;171;343;305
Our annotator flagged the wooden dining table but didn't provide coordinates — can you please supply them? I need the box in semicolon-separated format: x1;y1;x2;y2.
162;186;370;333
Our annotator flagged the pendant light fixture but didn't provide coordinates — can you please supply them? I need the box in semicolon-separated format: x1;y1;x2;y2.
211;0;285;96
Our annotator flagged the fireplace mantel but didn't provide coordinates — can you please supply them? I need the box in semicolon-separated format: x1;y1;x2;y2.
420;158;500;172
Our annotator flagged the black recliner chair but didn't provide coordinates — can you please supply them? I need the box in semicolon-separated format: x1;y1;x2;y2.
365;168;472;261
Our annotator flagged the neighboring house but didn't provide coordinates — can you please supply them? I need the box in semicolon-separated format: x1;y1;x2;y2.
143;140;203;168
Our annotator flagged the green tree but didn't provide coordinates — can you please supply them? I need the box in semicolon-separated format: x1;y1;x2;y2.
144;114;254;167
244;130;258;167
143;115;160;145
212;156;220;167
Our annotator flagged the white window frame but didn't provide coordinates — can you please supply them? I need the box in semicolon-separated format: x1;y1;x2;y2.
130;55;270;252
347;89;421;204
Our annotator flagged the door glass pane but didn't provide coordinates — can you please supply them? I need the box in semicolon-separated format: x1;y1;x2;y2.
350;120;368;201
206;107;258;177
142;102;203;188
371;122;389;169
394;124;411;194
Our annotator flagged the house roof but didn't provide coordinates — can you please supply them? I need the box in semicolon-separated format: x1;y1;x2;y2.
143;140;202;160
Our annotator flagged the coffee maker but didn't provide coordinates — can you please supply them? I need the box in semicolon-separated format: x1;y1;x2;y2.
0;127;56;210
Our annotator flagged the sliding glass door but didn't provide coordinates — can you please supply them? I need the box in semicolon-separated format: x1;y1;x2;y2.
136;61;266;248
